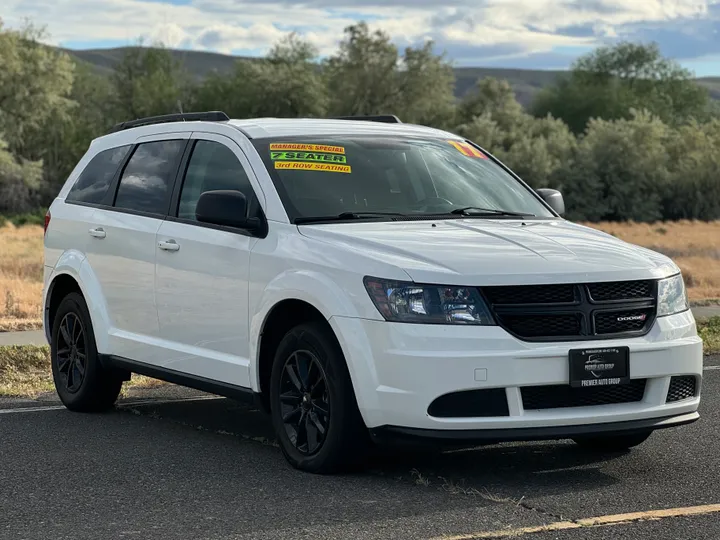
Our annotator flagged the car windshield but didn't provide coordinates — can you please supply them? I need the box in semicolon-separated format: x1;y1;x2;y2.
252;135;555;223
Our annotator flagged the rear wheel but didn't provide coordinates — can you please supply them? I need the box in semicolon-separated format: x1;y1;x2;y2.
269;322;368;473
572;431;652;452
51;292;123;412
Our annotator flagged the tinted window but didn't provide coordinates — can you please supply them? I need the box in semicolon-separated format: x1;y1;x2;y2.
177;140;257;220
114;140;185;215
252;137;554;222
66;145;131;204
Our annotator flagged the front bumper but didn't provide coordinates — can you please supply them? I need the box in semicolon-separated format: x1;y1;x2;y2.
370;411;699;445
329;310;703;433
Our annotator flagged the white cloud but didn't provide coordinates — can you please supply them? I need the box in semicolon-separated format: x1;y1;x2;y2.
3;0;719;63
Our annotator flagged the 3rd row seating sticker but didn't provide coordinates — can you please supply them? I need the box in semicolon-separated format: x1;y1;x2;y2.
275;162;352;173
449;140;487;159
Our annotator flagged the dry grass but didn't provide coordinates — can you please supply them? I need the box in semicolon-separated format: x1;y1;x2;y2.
0;220;718;334
1;223;44;331
698;317;720;354
0;345;166;398
587;220;720;301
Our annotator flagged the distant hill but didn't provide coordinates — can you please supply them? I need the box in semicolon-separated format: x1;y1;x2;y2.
62;46;720;108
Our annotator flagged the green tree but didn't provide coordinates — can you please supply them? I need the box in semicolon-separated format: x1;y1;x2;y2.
0;19;74;158
191;34;327;119
532;42;710;133
455;78;576;188
112;43;190;120
28;62;118;192
663;119;720;220
551;110;671;221
0;139;43;214
325;22;456;127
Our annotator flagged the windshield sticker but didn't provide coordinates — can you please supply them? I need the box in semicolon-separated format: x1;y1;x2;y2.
275;162;351;174
269;143;345;155
449;140;487;159
271;151;347;164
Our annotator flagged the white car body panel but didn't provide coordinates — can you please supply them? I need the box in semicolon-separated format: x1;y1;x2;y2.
42;116;703;442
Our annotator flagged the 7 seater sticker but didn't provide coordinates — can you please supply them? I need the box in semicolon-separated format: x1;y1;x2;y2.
270;143;351;173
271;151;347;164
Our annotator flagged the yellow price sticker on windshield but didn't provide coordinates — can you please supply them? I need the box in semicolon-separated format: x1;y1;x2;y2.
270;143;345;155
275;161;352;173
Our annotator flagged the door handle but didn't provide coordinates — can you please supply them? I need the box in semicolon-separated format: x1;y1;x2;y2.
158;239;180;252
88;227;106;239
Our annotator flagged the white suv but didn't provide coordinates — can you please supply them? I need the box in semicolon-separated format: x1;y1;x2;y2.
43;112;703;473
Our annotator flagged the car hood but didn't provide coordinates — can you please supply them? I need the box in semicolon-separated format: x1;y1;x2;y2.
298;218;678;286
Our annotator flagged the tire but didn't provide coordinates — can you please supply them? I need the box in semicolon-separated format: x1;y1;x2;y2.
572;431;652;452
269;322;368;474
50;292;123;412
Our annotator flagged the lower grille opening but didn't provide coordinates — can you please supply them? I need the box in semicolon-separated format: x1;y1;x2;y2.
498;313;582;338
428;388;509;418
666;376;697;402
522;379;647;410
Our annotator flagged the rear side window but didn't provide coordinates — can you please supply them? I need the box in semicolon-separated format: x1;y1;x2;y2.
114;140;185;215
66;145;131;204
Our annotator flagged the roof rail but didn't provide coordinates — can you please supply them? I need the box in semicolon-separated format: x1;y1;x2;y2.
332;115;402;124
107;111;230;134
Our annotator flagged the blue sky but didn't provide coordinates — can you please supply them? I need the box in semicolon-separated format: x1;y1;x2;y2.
6;0;720;76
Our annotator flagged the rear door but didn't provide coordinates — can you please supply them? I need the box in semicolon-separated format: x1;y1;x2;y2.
154;133;265;387
84;133;190;363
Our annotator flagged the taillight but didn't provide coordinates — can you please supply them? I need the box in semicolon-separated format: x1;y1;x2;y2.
44;211;51;236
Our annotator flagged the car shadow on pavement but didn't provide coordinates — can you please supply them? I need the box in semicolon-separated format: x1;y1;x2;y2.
121;394;627;501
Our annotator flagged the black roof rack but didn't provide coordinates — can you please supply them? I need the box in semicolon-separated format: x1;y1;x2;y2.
332;115;402;124
107;111;230;134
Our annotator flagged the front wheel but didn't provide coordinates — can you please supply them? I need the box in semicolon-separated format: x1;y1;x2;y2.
269;322;368;473
572;431;652;452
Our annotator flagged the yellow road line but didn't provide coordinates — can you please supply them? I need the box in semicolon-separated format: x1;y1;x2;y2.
432;504;720;539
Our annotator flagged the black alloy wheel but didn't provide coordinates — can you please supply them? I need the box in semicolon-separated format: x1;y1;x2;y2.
279;350;331;455
269;322;369;473
55;312;87;393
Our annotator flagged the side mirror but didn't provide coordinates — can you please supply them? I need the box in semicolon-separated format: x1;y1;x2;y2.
536;188;565;216
196;190;257;230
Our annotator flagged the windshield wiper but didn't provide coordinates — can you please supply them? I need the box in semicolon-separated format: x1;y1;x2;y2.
450;207;535;218
295;212;406;224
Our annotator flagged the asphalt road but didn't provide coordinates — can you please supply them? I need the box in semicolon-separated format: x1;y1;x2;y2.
1;356;719;540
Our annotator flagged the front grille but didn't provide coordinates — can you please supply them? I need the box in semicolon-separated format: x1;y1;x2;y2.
481;280;657;341
483;284;575;305
522;379;647;410
587;280;653;302
501;314;581;338
428;388;509;418
666;376;697;402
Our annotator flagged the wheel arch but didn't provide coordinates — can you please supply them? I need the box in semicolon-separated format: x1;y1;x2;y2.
254;298;331;413
44;254;112;352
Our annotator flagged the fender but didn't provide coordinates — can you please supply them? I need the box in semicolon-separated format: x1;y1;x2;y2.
46;251;113;354
249;269;382;393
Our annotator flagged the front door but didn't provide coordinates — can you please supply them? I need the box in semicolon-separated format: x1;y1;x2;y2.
154;133;266;388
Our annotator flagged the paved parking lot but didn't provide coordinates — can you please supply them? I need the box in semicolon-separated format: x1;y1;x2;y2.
2;355;719;540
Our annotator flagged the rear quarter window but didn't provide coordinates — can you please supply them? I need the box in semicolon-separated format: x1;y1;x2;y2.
66;145;132;204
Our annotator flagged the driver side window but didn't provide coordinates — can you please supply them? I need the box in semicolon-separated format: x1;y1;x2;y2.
178;140;258;221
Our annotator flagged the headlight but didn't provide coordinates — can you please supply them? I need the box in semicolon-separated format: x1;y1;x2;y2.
363;277;495;325
657;274;689;317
